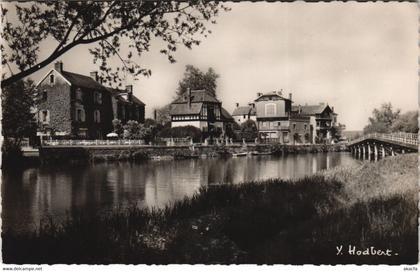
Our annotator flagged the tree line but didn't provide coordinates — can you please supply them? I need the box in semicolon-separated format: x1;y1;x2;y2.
363;103;418;134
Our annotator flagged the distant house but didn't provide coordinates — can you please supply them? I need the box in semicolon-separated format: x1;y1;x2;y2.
107;85;145;124
250;91;312;144
291;103;337;143
232;103;256;125
35;61;145;139
169;89;232;137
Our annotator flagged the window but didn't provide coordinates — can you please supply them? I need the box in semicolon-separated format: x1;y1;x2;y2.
304;124;307;130
202;104;208;118
42;90;47;101
94;110;101;123
49;74;55;84
76;89;83;101
215;108;220;119
40;110;50;124
265;103;276;116
76;108;85;122
94;92;102;104
293;123;296;129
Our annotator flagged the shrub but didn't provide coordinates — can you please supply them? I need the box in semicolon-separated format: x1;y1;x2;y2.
158;125;202;142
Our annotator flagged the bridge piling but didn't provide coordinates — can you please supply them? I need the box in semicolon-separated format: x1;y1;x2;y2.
381;145;386;157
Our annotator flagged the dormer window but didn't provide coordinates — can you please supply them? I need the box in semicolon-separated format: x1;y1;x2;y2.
94;92;102;104
76;89;83;101
49;74;55;84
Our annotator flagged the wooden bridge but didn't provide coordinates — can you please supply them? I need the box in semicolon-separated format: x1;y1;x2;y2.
348;132;418;159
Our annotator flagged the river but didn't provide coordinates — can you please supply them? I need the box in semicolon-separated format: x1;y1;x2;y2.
2;152;360;232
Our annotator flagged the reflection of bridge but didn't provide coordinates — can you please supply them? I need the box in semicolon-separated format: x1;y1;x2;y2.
348;132;418;158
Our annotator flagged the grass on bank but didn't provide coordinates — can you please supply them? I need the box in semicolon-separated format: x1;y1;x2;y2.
2;154;418;264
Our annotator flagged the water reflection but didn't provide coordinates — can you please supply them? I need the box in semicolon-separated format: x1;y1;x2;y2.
2;152;359;232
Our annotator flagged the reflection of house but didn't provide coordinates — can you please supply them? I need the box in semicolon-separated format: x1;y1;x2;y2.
291;103;337;143
254;91;311;144
232;103;256;125
169;89;232;135
35;61;145;139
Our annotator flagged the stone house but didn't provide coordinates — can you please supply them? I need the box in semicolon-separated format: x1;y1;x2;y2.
253;91;312;144
291;103;337;143
35;61;145;139
107;85;145;124
169;89;233;137
232;103;257;125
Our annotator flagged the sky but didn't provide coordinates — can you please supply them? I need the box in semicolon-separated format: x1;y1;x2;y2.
4;2;418;131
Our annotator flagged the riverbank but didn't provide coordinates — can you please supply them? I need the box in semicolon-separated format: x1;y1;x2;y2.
3;154;417;264
37;143;348;164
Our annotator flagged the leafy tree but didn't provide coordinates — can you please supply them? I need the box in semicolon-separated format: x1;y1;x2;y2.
1;2;230;87
177;65;219;97
143;118;163;143
112;119;124;138
330;123;346;141
154;104;172;126
123;120;152;140
224;121;239;140
158;125;202;142
363;103;400;134
391;111;418;133
239;119;258;142
2;79;37;160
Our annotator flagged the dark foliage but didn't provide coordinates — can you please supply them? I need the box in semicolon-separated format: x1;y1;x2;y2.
1;2;230;87
177;65;219;97
158;125;202;142
3;173;416;264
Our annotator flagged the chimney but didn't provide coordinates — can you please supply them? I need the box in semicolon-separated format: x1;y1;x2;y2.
154;109;157;120
54;61;63;73
257;92;263;97
187;88;191;108
298;105;302;114
236;103;239;108
331;106;334;112
90;71;98;82
126;85;133;102
289;93;292;101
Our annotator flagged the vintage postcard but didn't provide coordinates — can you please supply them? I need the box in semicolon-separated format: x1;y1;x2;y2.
0;1;418;270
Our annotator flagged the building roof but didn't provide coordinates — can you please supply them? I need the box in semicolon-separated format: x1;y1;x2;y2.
254;91;292;102
170;103;203;116
292;104;332;115
232;105;256;116
172;89;220;104
61;71;106;90
221;107;234;121
106;87;145;105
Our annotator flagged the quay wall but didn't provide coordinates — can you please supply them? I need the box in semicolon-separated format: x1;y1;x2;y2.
39;144;348;163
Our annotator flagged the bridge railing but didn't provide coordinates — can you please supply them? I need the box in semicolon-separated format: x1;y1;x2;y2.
349;132;418;146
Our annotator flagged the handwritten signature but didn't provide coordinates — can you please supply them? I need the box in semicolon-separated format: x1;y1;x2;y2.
336;245;398;256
